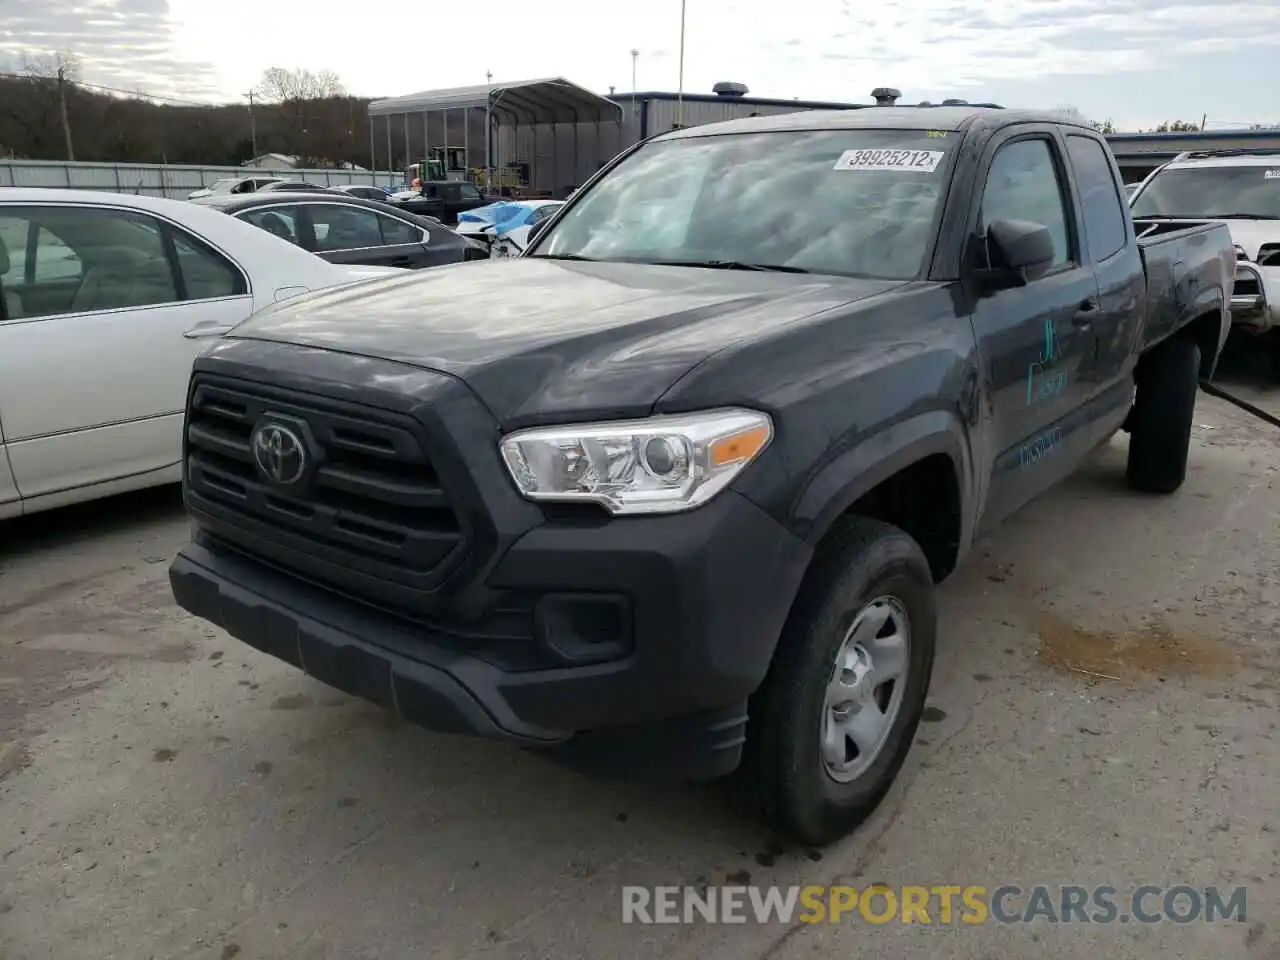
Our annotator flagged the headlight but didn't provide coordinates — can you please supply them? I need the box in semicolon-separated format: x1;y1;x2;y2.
498;408;773;515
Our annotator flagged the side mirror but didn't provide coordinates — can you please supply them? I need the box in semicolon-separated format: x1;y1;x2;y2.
979;219;1055;287
527;219;550;244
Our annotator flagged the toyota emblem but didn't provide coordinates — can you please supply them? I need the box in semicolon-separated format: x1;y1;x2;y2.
251;422;307;485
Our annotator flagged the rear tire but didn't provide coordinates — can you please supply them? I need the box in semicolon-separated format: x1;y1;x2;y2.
739;517;936;847
1126;337;1200;494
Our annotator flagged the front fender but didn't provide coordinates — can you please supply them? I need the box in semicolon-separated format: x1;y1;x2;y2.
790;409;977;554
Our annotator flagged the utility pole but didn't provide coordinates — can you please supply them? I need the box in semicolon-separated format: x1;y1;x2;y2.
676;0;686;128
630;49;639;127
245;90;258;158
57;66;74;161
485;70;493;194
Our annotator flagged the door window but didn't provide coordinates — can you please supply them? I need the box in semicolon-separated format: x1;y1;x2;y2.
170;228;248;299
1066;135;1128;261
980;138;1073;269
0;218;84;289
239;206;300;245
311;205;385;251
0;206;178;318
375;213;421;245
32;227;83;282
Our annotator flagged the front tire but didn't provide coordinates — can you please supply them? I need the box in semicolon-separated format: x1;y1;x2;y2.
1126;337;1200;494
740;517;937;847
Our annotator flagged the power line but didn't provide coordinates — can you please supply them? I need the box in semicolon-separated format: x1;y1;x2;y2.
0;70;217;106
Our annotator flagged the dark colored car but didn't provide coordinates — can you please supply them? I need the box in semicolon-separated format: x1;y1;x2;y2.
333;184;394;201
169;104;1233;846
388;179;491;225
203;192;488;269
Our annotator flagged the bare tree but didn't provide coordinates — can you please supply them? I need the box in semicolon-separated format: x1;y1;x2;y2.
252;67;346;162
1052;104;1090;125
254;67;345;103
0;51;82;157
17;50;81;81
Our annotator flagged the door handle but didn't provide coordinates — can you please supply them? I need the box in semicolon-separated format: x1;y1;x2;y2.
183;322;235;339
1072;299;1099;328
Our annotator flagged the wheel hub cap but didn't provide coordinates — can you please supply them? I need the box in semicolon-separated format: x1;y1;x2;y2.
821;596;911;783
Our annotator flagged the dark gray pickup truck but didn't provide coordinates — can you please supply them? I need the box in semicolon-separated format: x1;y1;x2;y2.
169;106;1234;846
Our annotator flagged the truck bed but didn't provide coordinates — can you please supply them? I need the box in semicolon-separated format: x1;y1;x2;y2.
1133;217;1235;350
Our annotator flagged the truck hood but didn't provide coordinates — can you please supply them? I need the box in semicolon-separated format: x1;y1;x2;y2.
229;257;905;423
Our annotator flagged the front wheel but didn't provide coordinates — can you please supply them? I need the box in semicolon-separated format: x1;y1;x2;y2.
740;517;937;847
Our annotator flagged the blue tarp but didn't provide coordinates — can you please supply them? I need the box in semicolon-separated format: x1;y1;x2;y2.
456;202;524;227
458;201;561;238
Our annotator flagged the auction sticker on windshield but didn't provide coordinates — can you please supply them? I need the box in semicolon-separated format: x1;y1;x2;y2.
833;149;946;173
1265;169;1280;180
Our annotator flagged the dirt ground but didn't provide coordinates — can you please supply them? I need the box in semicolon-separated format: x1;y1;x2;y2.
1;380;1279;960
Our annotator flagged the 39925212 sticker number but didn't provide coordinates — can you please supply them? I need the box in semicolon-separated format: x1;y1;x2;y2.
832;149;946;173
1265;169;1280;180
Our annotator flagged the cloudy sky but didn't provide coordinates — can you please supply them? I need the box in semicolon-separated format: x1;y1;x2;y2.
2;0;1278;131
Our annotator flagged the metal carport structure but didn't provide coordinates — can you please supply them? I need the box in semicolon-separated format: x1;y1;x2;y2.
366;77;623;197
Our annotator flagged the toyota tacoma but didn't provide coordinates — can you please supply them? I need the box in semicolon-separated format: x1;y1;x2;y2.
170;105;1234;846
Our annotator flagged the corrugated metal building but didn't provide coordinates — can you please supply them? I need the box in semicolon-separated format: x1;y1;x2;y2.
365;77;1280;196
612;86;867;143
366;79;873;198
1105;129;1280;181
367;78;626;199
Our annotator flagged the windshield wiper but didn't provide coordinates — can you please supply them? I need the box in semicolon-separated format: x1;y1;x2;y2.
1201;212;1280;220
644;259;812;274
529;253;599;262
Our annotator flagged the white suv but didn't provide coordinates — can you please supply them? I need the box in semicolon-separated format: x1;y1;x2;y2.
1129;149;1280;336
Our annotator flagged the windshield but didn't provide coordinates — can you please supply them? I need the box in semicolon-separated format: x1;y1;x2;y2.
533;129;956;279
1131;166;1280;219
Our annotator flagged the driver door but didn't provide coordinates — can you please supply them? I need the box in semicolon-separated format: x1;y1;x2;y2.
967;130;1100;529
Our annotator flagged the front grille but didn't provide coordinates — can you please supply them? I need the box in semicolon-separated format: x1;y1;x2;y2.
184;375;467;589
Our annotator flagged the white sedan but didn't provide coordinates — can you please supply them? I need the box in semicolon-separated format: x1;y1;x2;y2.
0;188;403;519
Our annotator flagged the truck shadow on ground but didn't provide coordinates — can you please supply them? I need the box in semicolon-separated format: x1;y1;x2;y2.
0;484;185;562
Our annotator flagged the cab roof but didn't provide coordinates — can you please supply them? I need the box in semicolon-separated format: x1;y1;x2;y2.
1162;149;1280;170
655;106;1089;141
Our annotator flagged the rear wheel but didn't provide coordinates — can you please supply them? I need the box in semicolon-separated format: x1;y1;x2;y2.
1126;337;1200;494
740;517;936;847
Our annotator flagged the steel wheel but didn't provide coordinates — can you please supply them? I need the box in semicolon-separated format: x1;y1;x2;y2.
820;596;911;783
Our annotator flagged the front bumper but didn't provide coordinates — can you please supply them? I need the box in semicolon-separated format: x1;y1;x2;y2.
1230;262;1280;333
170;489;811;779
